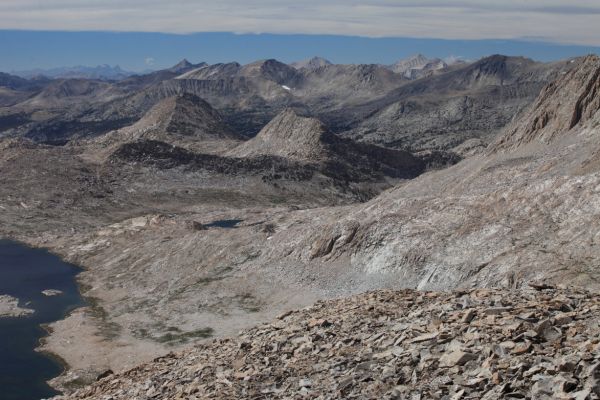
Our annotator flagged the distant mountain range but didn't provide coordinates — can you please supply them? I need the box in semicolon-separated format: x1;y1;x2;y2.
11;64;144;81
8;55;466;82
387;54;467;79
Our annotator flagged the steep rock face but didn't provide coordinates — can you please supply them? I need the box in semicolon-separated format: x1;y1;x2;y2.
491;55;600;151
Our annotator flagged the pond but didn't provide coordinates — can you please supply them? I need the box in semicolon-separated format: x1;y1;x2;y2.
204;219;243;229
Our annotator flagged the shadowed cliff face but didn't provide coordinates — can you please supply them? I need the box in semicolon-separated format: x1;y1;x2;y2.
491;55;600;152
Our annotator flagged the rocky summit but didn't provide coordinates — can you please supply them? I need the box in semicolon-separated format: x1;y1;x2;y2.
55;285;600;400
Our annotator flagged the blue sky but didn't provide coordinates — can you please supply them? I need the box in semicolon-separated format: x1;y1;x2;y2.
2;31;599;73
1;0;599;72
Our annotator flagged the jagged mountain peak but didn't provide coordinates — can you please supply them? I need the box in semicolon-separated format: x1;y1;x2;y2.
491;55;600;152
389;54;448;78
291;56;333;70
166;59;207;74
403;53;428;64
240;59;300;85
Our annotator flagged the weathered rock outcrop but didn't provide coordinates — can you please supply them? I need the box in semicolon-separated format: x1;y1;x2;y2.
54;286;600;400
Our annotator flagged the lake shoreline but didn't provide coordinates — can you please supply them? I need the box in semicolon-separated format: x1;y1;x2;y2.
0;239;86;399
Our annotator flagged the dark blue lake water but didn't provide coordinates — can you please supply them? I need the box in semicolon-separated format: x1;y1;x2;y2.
0;239;84;400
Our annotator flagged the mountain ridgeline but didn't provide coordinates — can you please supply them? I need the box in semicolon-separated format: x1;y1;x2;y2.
0;54;574;151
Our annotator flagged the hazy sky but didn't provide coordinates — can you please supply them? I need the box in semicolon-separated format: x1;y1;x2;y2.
1;1;599;71
1;0;599;46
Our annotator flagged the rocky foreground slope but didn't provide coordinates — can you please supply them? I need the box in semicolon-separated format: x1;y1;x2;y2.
55;285;599;400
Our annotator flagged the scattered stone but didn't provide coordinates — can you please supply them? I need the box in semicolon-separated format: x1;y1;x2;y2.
53;287;600;400
439;350;478;367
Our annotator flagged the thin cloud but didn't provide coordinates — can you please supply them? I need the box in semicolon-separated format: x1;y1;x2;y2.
0;1;599;46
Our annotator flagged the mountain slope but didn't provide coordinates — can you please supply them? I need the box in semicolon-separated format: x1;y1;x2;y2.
113;93;239;141
54;286;600;400
228;108;333;161
491;55;600;151
90;93;242;155
297;55;600;290
228;109;426;180
340;55;575;151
